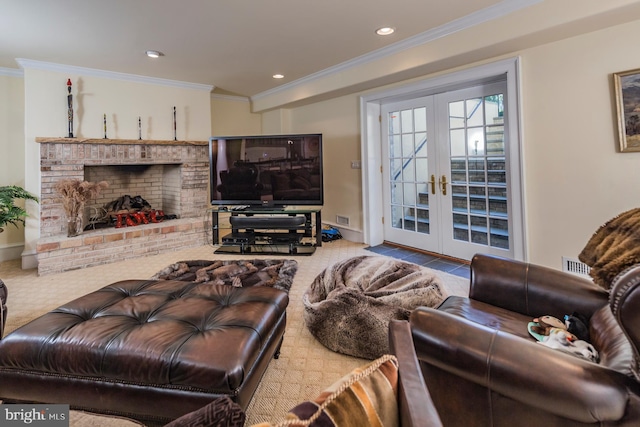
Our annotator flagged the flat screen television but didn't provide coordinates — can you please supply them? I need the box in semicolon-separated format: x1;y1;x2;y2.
209;134;323;208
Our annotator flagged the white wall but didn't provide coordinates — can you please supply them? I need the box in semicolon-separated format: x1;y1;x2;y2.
286;96;363;233
20;64;212;268
520;19;640;268
211;94;261;136
0;72;27;261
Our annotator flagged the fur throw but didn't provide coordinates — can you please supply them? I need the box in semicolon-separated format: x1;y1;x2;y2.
151;259;298;292
579;208;640;290
303;255;447;360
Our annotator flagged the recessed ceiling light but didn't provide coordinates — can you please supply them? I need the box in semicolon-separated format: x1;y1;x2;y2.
375;27;395;36
145;50;164;58
273;74;285;79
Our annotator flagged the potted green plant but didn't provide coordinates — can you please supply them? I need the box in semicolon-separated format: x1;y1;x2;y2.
0;185;38;234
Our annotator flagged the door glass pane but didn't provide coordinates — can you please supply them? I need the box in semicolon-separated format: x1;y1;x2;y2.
390;158;402;182
448;93;509;249
402;134;413;157
449;101;464;128
467;127;485;156
468;159;486;184
415;158;429;182
415;132;427;156
450;129;465;156
389;112;400;134
390;134;402;158
403;183;416;205
467;98;483;127
414;107;427;132
402;159;415;181
451;158;467;183
391;205;403;229
391;182;402;204
417;183;429;206
416;209;429;233
453;213;469;241
404;207;416;231
401;110;413;133
486;125;504;155
485;94;504;123
387;106;431;236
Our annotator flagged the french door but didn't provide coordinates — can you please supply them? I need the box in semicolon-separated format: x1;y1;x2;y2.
381;81;513;260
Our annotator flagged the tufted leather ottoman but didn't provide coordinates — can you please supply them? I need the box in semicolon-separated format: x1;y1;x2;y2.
0;279;288;425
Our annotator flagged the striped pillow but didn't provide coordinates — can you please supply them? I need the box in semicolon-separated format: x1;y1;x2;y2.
253;354;398;427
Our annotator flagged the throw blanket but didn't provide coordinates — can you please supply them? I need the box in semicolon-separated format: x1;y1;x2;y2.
151;259;298;293
579;208;640;290
303;255;447;360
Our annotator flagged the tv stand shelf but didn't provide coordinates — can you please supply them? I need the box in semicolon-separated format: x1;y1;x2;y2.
211;207;321;255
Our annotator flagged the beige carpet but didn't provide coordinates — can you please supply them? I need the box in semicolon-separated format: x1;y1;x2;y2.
0;240;469;426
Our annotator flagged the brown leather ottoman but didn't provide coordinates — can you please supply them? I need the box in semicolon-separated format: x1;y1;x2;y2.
0;279;289;425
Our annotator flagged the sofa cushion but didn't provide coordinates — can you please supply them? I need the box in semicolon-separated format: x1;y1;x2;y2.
251;354;399;427
164;396;245;427
589;305;634;375
437;295;534;339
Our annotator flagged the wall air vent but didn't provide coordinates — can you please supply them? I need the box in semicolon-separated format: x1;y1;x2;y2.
562;256;591;277
336;215;350;226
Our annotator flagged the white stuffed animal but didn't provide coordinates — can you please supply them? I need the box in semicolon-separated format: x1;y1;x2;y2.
538;328;599;363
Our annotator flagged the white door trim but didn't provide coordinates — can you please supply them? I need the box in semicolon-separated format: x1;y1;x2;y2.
359;56;527;261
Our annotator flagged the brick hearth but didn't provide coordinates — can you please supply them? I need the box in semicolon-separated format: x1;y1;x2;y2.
36;137;211;275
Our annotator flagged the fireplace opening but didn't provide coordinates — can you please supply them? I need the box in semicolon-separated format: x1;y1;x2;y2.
84;164;181;230
84;194;178;230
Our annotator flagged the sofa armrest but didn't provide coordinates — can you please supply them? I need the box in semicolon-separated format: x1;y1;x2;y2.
410;307;631;424
0;279;6;339
389;320;443;427
470;254;608;319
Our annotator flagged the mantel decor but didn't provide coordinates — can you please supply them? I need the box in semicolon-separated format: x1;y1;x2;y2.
613;68;640;152
35;137;207;146
66;79;74;138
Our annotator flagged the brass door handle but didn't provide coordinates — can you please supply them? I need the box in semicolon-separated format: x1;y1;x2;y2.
430;174;436;195
440;175;448;195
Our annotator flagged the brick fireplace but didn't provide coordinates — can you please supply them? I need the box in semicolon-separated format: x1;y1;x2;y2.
36;137;211;275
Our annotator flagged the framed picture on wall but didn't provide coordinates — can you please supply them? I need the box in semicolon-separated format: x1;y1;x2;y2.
614;68;640;152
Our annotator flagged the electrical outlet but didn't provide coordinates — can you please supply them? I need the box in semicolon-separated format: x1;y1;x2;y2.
351;160;361;169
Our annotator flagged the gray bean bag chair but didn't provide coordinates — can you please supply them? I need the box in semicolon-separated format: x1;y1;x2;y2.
303;255;447;360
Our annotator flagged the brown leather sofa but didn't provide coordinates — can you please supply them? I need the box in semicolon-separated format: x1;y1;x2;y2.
0;279;289;425
391;254;640;427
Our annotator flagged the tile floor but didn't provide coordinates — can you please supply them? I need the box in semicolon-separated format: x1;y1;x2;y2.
366;243;471;278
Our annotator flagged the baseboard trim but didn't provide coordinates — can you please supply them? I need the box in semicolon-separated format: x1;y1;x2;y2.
0;244;25;263
322;221;363;243
21;249;38;270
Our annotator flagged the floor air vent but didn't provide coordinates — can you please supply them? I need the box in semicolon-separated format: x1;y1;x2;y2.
562;256;591;277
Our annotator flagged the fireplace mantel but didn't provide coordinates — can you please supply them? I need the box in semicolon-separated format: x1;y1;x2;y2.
36;137;208;146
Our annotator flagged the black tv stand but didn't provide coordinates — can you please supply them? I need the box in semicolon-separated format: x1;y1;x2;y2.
211;207;321;255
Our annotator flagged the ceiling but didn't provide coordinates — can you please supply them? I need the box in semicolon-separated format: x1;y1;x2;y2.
1;1;640;100
0;0;640;101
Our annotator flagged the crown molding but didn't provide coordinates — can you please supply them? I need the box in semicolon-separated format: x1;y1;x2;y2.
15;58;214;92
0;67;23;78
252;0;541;103
211;93;250;102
